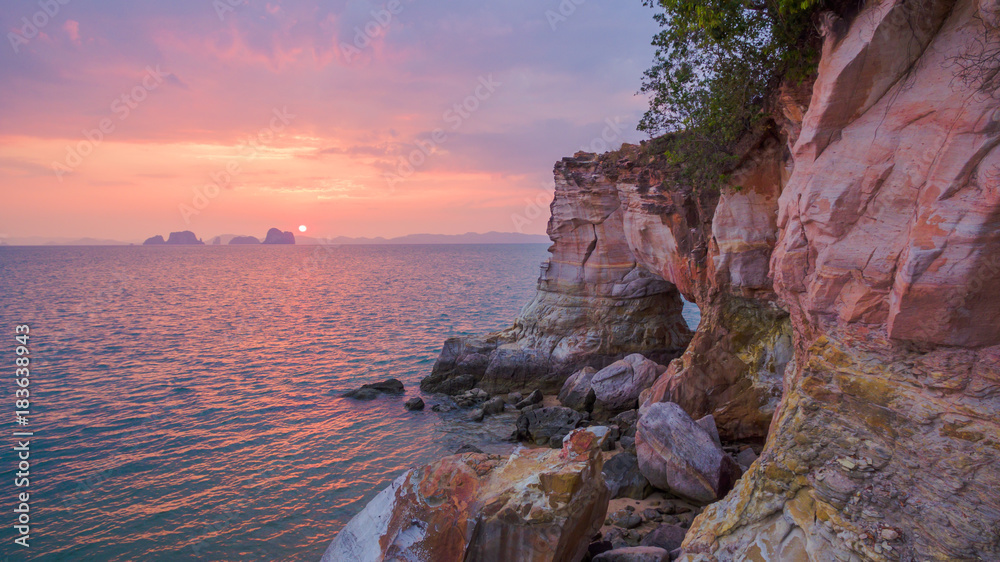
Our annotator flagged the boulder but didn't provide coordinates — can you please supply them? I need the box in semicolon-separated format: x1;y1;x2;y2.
454;444;483;454
321;428;611;562
432;374;477;395
342;388;379;400
421;337;499;394
636;402;742;503
366;379;404;393
515;406;586;446
515;389;543;409
590;354;666;416
610;410;639;437
609;509;642;529
603;528;630;549
592;546;670;562
694;414;722;447
563;426;613;452
735;447;758;470
343;379;405;400
404;397;424;411
602;452;652;500
481;396;505;416
640;524;687;552
558;366;597;412
453;388;491;409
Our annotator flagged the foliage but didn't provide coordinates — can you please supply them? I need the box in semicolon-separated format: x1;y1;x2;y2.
638;0;825;190
951;10;1000;99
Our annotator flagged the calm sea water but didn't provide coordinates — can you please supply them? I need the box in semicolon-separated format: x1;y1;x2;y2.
0;245;699;561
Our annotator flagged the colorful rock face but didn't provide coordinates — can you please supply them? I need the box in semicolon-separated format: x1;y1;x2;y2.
422;153;692;396
683;0;1000;560
639;297;792;441
413;0;1000;559
321;429;611;562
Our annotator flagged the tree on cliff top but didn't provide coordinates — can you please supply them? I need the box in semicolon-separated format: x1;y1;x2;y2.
638;0;828;189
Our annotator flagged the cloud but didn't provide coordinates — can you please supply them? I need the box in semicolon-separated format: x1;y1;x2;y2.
63;20;81;45
0;0;664;239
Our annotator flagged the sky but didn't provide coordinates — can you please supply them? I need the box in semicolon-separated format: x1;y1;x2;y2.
0;0;662;242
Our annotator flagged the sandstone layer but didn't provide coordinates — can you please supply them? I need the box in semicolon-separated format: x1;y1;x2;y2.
425;133;796;441
683;0;1000;559
422;153;693;396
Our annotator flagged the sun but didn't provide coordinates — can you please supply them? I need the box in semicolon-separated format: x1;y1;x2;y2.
298;225;307;233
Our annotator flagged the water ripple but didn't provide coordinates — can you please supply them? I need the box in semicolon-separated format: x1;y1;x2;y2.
0;244;549;561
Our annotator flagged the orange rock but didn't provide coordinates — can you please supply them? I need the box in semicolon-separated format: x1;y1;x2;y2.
322;433;610;562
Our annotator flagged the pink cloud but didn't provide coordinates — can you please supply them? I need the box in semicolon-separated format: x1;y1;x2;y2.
64;20;81;45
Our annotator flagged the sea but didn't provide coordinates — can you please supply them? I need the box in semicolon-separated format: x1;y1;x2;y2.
0;244;700;561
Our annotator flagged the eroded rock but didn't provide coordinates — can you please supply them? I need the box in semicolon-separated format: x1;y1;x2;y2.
515;406;585;446
321;428;611;562
683;1;1000;559
590;354;666;417
602;452;652;500
558;366;597;412
640;524;687;552
636;402;742;503
592;546;670;562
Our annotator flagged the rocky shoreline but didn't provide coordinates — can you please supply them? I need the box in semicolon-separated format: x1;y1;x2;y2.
333;356;763;561
323;0;1000;560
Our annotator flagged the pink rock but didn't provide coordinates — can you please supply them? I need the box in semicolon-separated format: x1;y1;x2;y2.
590;354;666;416
636;402;742;503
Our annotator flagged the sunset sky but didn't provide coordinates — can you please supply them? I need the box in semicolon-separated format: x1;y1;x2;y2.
1;0;660;242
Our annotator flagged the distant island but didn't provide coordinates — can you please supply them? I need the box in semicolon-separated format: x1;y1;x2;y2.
262;228;295;245
229;235;261;245
3;231;549;246
210;235;261;244
305;231;550;245
143;231;205;245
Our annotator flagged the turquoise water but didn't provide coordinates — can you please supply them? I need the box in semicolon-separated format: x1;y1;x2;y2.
0;245;699;561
